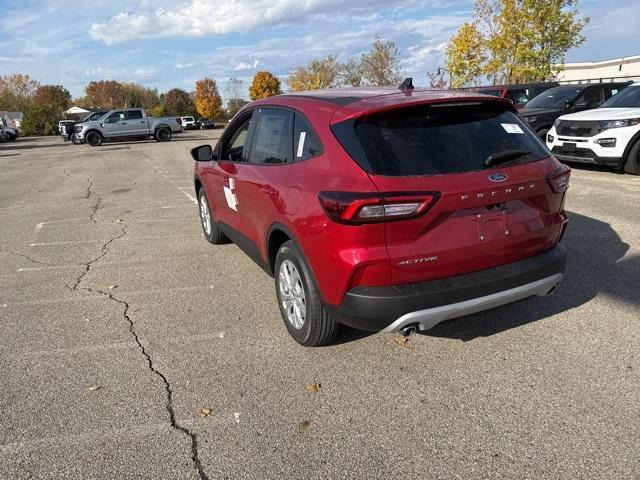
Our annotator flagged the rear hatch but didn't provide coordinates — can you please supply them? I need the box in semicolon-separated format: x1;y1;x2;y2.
332;100;568;285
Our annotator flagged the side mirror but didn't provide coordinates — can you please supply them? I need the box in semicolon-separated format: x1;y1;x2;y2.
191;144;214;162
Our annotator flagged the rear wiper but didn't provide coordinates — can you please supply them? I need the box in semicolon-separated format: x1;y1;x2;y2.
484;149;531;167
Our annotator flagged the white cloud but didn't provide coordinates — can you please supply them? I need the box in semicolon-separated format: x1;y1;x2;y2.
175;61;195;69
89;0;436;44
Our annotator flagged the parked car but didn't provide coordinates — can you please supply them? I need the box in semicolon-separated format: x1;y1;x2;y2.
546;81;640;174
521;82;630;140
475;82;559;109
1;122;19;141
74;108;184;146
181;116;198;129
191;82;570;346
199;118;215;129
60;111;108;142
0;125;7;143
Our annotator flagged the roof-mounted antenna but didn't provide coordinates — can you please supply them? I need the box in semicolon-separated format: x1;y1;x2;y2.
399;77;414;93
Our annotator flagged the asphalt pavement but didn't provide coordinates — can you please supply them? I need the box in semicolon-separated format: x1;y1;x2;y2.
0;131;638;479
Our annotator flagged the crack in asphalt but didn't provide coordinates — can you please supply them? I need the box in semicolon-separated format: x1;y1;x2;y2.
85;179;93;199
0;248;55;267
65;188;209;480
89;197;102;224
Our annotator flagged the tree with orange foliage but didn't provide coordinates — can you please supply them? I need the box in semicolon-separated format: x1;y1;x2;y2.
249;71;281;101
195;78;222;119
84;80;125;109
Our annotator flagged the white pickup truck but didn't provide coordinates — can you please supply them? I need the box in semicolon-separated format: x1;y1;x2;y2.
73;108;184;146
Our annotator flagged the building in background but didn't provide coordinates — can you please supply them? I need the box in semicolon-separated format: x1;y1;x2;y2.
556;54;640;84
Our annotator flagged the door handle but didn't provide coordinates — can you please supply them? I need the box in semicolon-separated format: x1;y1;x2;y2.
121;122;127;125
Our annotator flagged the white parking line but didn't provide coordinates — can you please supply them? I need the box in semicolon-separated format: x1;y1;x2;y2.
29;233;202;246
177;186;198;204
142;155;197;204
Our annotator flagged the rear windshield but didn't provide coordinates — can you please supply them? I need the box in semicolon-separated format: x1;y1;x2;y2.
526;86;583;109
600;85;640;108
339;103;549;176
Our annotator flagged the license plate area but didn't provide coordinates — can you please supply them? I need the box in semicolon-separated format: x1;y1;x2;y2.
562;142;577;153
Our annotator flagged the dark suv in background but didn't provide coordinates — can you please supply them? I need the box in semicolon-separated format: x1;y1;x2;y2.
476;82;559;109
521;82;630;140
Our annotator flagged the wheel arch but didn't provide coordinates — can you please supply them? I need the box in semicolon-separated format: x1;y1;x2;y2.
621;130;640;160
194;175;203;198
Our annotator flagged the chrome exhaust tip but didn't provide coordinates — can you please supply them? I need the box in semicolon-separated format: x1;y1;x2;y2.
400;324;418;337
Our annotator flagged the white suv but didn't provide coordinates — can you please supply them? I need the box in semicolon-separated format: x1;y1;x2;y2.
546;82;640;174
181;116;197;129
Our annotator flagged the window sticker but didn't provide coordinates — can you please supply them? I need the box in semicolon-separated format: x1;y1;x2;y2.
501;123;524;134
296;131;307;158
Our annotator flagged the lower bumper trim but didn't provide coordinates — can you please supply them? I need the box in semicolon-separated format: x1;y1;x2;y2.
381;273;562;333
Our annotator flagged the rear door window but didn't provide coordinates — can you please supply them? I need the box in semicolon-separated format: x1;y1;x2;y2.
293;112;322;161
335;103;549;176
248;108;293;165
127;110;143;120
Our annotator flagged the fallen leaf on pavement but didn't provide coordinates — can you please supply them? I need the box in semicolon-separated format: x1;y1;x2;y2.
234;412;241;423
88;385;102;392
114;218;123;223
298;420;312;432
395;336;409;346
108;285;118;289
306;383;320;394
199;407;212;417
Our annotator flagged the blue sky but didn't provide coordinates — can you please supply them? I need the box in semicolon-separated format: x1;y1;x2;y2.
0;0;638;101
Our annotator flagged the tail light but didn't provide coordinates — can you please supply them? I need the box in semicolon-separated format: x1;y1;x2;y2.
176;117;182;125
318;191;440;224
547;165;571;193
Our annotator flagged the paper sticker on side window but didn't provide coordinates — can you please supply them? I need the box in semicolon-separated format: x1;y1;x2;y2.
296;131;307;158
501;123;524;134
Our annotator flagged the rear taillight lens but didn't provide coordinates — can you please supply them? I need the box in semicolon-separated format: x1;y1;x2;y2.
547;165;571;193
318;191;440;224
176;117;182;125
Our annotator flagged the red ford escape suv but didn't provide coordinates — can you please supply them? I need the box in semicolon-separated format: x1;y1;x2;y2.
192;80;570;346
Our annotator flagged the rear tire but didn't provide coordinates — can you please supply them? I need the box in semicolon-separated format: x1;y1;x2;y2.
155;127;171;142
275;241;338;347
197;187;229;244
623;140;640;175
86;131;102;147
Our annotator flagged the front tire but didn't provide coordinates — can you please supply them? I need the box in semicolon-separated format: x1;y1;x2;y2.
624;140;640;175
275;241;338;346
197;187;229;244
86;131;102;147
155;127;172;142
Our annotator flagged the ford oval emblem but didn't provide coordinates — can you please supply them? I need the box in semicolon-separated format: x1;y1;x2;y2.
488;173;508;183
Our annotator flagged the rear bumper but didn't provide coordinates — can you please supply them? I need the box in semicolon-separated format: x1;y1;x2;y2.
325;245;567;332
